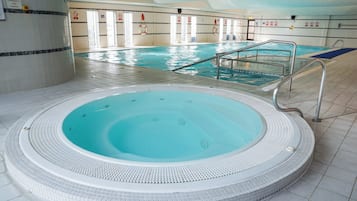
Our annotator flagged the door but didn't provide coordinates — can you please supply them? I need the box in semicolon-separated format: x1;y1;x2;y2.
247;19;255;41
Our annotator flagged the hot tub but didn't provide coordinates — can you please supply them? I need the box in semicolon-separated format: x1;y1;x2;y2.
5;84;314;201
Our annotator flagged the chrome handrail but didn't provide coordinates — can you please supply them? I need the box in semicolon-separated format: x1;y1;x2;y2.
219;39;295;57
332;39;344;48
171;56;217;72
216;40;297;89
272;58;326;122
172;39;296;72
221;57;287;76
233;48;292;59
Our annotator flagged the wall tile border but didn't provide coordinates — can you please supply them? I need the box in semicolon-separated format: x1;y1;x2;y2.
4;8;67;16
0;46;71;57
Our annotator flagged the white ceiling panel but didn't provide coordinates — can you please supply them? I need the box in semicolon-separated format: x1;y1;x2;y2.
72;0;357;16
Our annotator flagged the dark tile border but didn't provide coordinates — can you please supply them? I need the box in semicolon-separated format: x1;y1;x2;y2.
4;8;67;16
0;46;71;57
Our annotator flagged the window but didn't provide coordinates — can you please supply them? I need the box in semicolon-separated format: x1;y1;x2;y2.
233;20;239;40
219;18;224;42
226;19;232;41
181;16;188;43
170;15;177;44
87;10;100;49
124;12;133;47
106;11;117;47
191;16;197;42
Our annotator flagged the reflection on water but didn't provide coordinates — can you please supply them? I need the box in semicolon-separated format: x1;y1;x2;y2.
76;42;328;86
80;42;251;70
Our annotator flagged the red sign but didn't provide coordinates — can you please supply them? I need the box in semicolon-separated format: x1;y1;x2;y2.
117;12;123;22
72;11;79;20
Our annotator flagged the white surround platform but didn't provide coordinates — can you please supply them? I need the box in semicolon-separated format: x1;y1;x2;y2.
5;84;314;201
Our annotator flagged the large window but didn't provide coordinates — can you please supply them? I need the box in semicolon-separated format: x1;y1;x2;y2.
106;11;117;47
191;16;197;42
87;10;100;49
219;18;224;42
233;20;239;40
124;12;133;47
226;19;232;41
170;15;177;44
181;16;188;44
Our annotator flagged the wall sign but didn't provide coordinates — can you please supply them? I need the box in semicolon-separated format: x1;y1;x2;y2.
0;0;5;20
6;0;22;9
72;10;79;21
117;11;123;22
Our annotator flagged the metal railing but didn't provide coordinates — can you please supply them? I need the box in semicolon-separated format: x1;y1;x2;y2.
172;40;295;71
227;48;292;62
272;58;326;122
172;40;297;89
332;39;344;48
220;48;291;76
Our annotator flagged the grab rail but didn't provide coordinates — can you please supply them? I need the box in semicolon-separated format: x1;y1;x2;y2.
232;48;292;60
222;57;287;76
272;58;326;122
172;56;217;72
172;39;296;74
217;40;297;90
332;39;344;48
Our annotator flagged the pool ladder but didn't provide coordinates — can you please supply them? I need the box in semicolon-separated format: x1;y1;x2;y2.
172;39;298;90
332;39;344;48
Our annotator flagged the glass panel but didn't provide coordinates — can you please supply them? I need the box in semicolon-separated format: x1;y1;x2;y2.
87;10;100;49
124;13;133;47
219;18;223;42
191;16;197;42
106;11;117;47
233;20;239;41
170;15;177;44
181;16;188;43
226;19;232;40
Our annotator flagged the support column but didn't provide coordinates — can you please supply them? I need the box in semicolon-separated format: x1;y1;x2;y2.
0;0;75;93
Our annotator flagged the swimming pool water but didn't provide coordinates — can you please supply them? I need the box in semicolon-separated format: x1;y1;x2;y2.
62;90;264;162
76;42;328;86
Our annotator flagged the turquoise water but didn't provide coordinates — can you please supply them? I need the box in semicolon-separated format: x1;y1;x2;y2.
63;90;264;162
76;42;328;86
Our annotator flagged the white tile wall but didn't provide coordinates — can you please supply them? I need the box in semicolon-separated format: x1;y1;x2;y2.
0;51;74;93
69;2;243;50
14;0;68;13
0;0;75;93
0;14;70;52
255;15;357;47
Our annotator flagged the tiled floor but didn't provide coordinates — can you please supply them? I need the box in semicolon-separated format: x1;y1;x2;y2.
1;50;357;201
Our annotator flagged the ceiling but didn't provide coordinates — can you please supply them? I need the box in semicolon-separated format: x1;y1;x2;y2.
72;0;357;16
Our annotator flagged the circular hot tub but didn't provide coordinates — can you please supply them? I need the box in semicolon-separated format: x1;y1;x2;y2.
5;84;314;201
62;90;265;163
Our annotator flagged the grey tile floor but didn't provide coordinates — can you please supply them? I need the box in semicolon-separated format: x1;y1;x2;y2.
1;50;357;201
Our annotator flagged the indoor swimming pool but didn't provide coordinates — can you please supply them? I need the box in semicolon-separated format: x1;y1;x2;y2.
75;42;328;86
